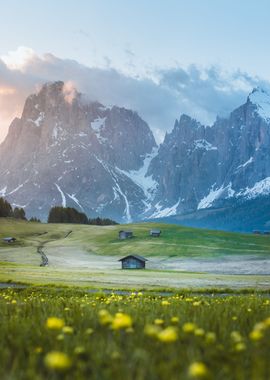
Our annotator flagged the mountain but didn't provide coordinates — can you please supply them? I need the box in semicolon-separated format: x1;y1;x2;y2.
146;87;270;230
0;81;157;221
1;82;270;229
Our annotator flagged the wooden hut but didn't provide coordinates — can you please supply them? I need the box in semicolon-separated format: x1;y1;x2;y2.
119;254;148;269
3;237;16;243
118;230;133;240
150;229;161;237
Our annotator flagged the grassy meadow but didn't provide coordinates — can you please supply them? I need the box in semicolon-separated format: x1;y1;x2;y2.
0;218;270;290
0;287;270;380
2;217;270;257
0;219;270;379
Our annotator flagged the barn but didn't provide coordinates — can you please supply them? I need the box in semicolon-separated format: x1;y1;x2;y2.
119;254;148;269
119;230;133;240
150;229;161;237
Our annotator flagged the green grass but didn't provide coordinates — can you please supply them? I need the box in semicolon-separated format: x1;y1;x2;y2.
0;287;270;380
1;218;270;257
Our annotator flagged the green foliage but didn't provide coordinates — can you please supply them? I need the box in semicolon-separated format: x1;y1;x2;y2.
0;288;269;380
48;206;118;225
13;207;26;220
48;207;89;224
29;217;41;223
88;216;118;225
0;197;13;217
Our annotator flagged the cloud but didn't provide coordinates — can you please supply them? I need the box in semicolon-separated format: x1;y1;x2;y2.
0;47;270;144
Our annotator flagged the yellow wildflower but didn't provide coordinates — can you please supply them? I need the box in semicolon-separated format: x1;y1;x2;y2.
264;317;270;327
188;362;209;378
194;328;205;337
161;300;170;306
230;331;242;343
171;316;179;324
56;334;64;341
157;327;178;343
98;309;113;326
34;347;43;354
11;300;17;304
111;312;132;330
62;326;74;334
144;324;161;337
205;332;216;344
235;342;246;352
183;322;197;333
44;351;72;371
154;318;164;325
85;328;94;335
74;346;86;356
45;317;65;330
249;330;263;341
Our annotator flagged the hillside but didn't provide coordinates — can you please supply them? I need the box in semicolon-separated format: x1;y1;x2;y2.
1;218;270;258
0;218;269;290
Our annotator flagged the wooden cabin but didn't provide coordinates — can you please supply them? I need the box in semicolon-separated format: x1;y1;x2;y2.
150;229;161;237
119;254;148;269
3;237;16;243
118;230;133;240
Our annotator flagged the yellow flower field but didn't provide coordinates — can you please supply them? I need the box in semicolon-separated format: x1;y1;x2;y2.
0;288;269;379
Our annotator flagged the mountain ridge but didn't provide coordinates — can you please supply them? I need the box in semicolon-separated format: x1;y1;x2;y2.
1;82;270;228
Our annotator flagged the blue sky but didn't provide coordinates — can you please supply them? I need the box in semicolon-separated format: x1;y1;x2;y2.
1;0;270;76
1;0;270;142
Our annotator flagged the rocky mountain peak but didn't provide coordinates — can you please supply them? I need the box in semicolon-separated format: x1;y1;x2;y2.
247;87;270;121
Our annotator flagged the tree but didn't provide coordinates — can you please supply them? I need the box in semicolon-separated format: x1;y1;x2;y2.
0;197;13;217
13;207;26;220
48;206;89;224
29;217;41;223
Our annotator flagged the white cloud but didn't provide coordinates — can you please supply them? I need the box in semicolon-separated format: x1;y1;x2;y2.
0;46;270;144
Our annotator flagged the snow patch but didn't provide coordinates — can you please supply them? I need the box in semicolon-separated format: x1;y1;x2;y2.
91;117;107;143
238;177;270;199
0;186;7;196
27;112;44;127
249;88;270;121
236;157;254;170
198;185;225;209
194;139;217;151
150;199;181;218
67;193;84;211
7;180;29;195
54;183;66;207
198;182;235;209
95;156;131;222
115;147;159;212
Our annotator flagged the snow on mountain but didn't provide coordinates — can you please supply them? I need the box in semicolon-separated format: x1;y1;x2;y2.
1;82;270;225
238;177;270;199
0;81;157;222
248;87;270;121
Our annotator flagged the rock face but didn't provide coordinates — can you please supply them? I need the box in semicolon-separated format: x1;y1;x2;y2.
0;81;157;221
1;82;270;227
147;87;270;221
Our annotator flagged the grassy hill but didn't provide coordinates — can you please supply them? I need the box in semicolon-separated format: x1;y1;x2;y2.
1;217;270;258
0;218;270;290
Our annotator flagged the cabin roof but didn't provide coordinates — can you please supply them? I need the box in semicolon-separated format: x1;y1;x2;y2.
118;254;148;262
150;229;161;233
3;237;15;240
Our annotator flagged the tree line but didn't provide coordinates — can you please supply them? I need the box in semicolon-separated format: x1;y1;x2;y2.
0;197;30;220
0;197;118;225
47;206;118;225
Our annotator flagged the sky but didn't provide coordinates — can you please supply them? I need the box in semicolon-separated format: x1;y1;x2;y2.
1;0;270;143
